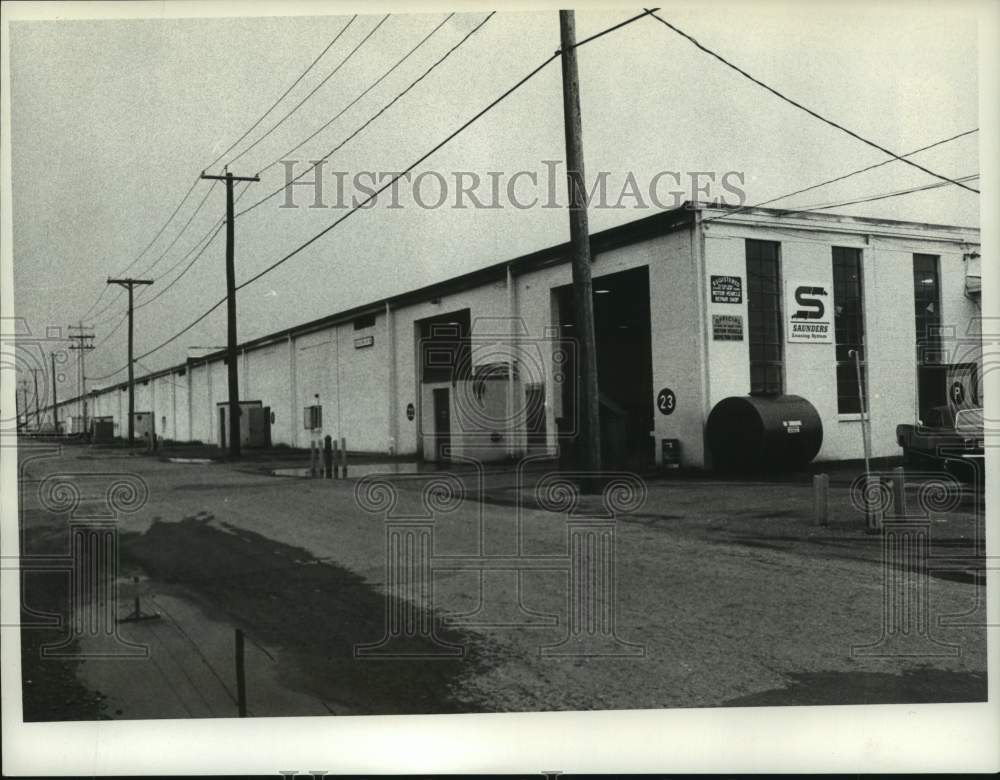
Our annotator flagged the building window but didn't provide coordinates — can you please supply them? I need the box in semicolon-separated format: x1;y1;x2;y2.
913;254;945;419
353;313;376;330
913;254;941;362
745;239;783;395
833;247;865;414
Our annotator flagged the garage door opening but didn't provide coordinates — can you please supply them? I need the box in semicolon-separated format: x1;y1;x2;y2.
556;265;654;469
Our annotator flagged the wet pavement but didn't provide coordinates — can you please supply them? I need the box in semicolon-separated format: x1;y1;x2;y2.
16;441;988;719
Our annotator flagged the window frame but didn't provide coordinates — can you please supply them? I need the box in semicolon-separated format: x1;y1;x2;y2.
745;239;785;396
832;246;867;415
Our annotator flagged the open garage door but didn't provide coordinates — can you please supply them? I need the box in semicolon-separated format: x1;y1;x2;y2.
556;265;654;469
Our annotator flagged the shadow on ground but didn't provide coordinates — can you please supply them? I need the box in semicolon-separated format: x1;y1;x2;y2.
722;668;987;707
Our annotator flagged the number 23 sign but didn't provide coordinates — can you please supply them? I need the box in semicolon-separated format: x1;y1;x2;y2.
656;388;676;415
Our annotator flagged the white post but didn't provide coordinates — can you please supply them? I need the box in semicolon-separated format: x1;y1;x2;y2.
813;473;829;526
850;347;871;473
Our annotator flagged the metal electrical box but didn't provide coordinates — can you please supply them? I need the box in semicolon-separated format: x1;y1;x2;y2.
218;401;269;449
303;405;322;431
661;438;681;469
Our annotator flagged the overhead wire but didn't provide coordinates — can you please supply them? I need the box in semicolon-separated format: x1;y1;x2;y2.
77;18;361;326
254;13;456;178
94;8;659;378
703;128;979;224
235;12;496;218
77;176;203;322
644;9;979;194
224;14;389;170
203;18;358;172
778;173;980;213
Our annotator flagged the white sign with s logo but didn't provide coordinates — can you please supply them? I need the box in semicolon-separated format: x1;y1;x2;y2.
785;280;833;344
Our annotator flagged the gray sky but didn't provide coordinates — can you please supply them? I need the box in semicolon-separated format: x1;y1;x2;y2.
8;2;981;391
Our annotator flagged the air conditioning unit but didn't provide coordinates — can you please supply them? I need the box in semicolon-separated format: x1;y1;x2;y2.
965;252;981;297
303;405;322;430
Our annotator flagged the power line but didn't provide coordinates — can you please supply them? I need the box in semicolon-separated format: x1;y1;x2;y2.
255;13;456;178
89;8;658;379
133;183;254;311
644;9;980;194
703;127;979;224
224;14;389;170
86;182;221;325
92;17;453;330
78;176;203;322
779;173;980;214
77;21;363;326
235;12;496;219
140;180;219;278
203;19;358;172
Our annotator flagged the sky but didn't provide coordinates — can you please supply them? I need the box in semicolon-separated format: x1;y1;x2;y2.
6;1;982;395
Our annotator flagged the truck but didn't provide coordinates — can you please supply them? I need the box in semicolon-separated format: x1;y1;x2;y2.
896;405;985;483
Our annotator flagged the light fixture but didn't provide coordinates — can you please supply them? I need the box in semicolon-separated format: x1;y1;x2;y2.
594;288;611;294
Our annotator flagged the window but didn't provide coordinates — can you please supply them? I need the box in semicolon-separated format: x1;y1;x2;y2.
913;254;941;363
832;247;866;414
745;239;783;395
913;254;945;419
353;313;376;330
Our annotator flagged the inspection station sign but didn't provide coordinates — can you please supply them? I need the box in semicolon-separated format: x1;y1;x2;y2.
785;280;833;343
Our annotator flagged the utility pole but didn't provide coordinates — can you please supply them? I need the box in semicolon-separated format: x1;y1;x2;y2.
200;168;259;459
559;10;602;479
50;352;60;433
30;367;42;431
17;381;27;431
68;322;95;434
107;278;153;444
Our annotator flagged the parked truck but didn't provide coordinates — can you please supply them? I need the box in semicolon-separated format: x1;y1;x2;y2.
896;405;984;483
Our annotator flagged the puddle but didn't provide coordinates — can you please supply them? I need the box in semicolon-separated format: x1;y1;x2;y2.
76;580;335;719
270;461;421;478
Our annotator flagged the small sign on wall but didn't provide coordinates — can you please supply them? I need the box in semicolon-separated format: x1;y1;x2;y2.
354;335;374;349
711;275;743;304
712;314;743;341
785;281;833;343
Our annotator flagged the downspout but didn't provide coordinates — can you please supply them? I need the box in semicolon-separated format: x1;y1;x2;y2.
386;301;396;455
506;264;518;458
288;334;297;448
693;207;712;468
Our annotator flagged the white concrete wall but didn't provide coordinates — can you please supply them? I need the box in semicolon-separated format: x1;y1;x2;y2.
701;220;981;461
245;343;292;446
75;213;979;469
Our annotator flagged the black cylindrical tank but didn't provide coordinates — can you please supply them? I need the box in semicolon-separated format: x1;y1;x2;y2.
706;394;823;472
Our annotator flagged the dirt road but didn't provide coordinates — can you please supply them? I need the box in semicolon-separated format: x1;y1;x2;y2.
17;443;986;719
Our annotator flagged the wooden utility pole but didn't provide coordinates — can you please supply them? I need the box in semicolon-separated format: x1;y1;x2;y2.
50;352;60;433
17;381;28;431
559;10;602;478
107;278;153;444
68;322;95;434
30;367;42;431
200;169;259;459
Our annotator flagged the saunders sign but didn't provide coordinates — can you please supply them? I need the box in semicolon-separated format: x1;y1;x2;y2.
785;281;833;343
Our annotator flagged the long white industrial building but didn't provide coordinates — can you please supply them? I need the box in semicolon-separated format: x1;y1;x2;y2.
44;201;982;470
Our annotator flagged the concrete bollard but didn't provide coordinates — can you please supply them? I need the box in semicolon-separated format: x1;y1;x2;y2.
891;465;906;517
812;473;829;526
340;436;347;479
865;474;884;533
323;435;333;479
